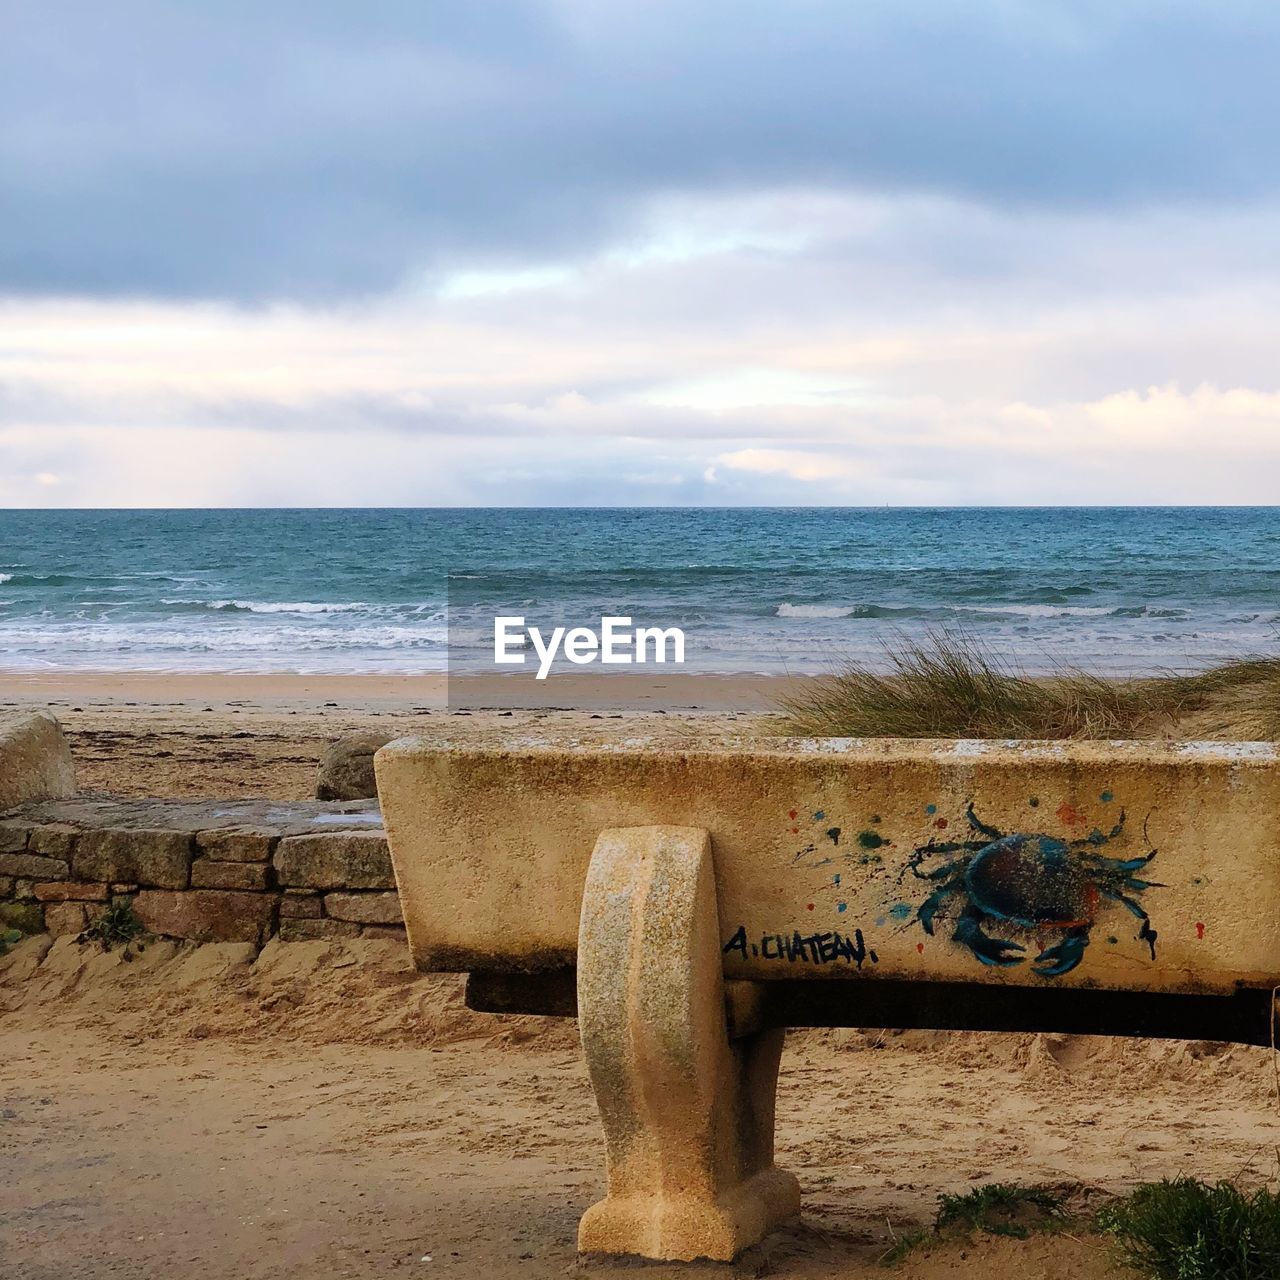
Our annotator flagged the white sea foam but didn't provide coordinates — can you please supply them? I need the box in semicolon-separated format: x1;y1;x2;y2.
0;573;10;584
776;602;858;618
961;604;1114;618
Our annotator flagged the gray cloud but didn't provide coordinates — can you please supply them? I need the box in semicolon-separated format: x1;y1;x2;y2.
5;0;1280;300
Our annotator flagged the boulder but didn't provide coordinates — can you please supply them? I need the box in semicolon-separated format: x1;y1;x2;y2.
315;732;396;801
0;712;76;812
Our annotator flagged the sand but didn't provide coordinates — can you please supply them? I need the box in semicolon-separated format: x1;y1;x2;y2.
3;669;1279;1278
6;933;1280;1279
0;668;794;797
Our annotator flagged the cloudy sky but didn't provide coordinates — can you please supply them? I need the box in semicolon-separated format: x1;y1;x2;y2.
4;0;1280;506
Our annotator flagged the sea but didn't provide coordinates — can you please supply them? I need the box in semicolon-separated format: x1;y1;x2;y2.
0;508;1276;676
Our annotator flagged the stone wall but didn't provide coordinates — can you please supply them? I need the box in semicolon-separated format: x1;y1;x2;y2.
0;793;405;946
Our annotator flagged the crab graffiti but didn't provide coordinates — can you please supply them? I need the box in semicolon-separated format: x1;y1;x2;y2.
907;802;1161;977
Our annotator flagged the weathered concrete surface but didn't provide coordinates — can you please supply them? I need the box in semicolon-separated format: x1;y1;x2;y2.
577;826;799;1260
377;738;1280;994
0;713;76;811
316;732;396;801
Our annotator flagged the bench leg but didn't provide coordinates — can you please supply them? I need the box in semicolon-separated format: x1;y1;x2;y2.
576;825;800;1261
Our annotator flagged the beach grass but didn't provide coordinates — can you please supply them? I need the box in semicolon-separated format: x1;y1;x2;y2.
1097;1177;1280;1279
778;631;1280;740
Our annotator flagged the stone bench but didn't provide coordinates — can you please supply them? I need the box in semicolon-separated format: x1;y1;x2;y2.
375;737;1280;1262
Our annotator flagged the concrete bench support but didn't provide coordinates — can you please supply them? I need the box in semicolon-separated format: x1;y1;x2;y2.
576;825;800;1260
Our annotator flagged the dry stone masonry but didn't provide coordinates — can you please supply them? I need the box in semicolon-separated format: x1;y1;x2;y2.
0;792;402;945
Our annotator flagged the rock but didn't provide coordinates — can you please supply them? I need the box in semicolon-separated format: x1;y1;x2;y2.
195;828;276;863
0;822;29;854
134;890;276;945
33;881;109;902
279;893;322;919
278;917;360;942
73;828;193;889
315;732;396;801
44;901;89;936
274;832;394;890
0;712;77;812
0;900;45;934
28;824;79;857
322;891;403;925
360;924;408;942
0;853;69;879
190;859;271;891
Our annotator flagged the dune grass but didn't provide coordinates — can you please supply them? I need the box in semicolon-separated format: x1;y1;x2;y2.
779;631;1280;740
1098;1177;1280;1279
879;1182;1066;1265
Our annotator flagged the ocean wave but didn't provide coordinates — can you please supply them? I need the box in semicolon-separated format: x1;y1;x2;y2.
776;602;859;618
0;572;82;587
213;599;374;615
775;601;1193;622
961;604;1115;618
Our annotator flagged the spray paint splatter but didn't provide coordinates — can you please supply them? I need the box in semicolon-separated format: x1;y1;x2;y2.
1056;800;1086;826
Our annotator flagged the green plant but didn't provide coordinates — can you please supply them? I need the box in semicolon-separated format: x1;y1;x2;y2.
878;1183;1065;1266
877;1225;930;1266
0;925;23;955
78;899;146;952
935;1182;1064;1239
1099;1178;1280;1279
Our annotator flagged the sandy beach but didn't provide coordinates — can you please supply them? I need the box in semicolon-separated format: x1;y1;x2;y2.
4;669;1280;1280
0;668;799;797
6;930;1280;1280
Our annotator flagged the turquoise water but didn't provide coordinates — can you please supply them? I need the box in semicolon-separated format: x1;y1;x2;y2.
0;508;1276;674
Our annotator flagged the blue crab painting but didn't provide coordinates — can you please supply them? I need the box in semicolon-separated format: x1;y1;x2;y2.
908;803;1160;977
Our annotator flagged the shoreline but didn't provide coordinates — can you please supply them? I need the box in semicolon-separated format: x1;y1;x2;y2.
0;668;813;713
